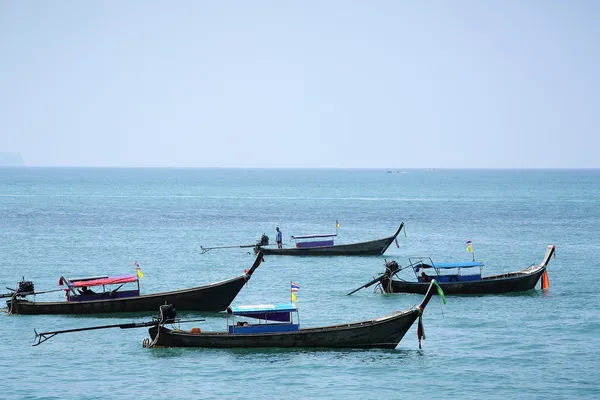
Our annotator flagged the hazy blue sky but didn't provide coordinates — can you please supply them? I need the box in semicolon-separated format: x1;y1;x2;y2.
1;1;598;168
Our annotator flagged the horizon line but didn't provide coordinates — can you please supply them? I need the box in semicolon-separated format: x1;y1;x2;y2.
1;166;600;170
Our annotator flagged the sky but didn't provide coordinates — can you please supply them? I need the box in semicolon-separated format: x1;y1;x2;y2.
0;1;598;168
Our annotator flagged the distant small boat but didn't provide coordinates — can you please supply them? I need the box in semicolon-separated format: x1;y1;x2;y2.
350;245;555;295
5;253;264;315
257;223;405;256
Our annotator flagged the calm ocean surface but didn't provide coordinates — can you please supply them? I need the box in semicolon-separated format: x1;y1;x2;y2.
1;168;599;399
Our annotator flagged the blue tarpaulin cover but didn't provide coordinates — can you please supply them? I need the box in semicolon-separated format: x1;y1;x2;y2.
227;303;298;322
417;261;484;269
292;233;337;239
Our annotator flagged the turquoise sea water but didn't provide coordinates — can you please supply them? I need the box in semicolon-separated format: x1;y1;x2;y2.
1;168;599;399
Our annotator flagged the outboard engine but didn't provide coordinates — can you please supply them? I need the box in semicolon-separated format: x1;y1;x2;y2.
383;261;400;278
16;280;34;297
257;234;269;246
254;234;269;254
157;304;177;324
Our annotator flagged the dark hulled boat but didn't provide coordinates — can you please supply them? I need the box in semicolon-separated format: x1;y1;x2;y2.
6;253;264;315
257;223;404;256
376;245;555;295
145;279;439;349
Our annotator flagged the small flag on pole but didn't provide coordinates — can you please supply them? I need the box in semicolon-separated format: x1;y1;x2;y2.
134;261;144;279
291;281;300;302
466;240;473;253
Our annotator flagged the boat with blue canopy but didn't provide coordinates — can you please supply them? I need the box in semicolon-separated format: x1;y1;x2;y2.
226;303;299;334
141;279;442;349
411;260;485;283
200;223;405;256
348;245;555;295
290;233;337;249
257;223;405;256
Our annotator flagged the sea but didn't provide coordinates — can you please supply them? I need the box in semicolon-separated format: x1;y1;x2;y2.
0;168;598;399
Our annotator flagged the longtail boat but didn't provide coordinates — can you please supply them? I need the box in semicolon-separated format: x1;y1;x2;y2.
349;245;555;296
5;252;264;315
33;280;444;349
256;223;405;256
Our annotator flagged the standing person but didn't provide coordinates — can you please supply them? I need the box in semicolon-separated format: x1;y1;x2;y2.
276;226;283;248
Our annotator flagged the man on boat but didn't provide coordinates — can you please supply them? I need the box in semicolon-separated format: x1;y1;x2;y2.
78;286;95;295
415;267;430;283
276;227;283;248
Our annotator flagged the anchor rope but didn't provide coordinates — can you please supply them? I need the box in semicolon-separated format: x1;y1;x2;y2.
7;292;16;315
144;304;177;348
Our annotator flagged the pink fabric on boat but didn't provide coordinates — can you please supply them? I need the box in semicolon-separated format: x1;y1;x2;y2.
67;275;138;287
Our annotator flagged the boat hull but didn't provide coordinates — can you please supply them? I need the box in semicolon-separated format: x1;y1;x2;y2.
6;253;264;315
148;308;420;349
382;266;546;295
259;237;395;256
8;276;248;315
258;223;404;256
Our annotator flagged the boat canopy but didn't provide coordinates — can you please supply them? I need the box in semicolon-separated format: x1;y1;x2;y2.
60;275;138;288
291;233;337;240
227;303;298;322
62;275;109;283
417;261;484;269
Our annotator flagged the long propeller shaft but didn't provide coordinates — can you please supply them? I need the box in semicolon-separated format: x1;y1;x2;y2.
33;318;205;346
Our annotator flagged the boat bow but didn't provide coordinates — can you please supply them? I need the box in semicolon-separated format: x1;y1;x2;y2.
539;245;555;269
415;279;444;348
245;251;264;279
417;279;439;313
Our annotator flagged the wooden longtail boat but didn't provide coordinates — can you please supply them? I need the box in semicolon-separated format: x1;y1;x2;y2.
144;279;440;349
6;253;264;315
351;245;555;296
256;223;405;256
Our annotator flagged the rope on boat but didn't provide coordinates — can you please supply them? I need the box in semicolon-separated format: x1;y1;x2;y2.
7;292;16;315
416;281;447;349
373;284;382;294
416;306;425;349
143;304;177;348
377;260;399;293
385;276;393;293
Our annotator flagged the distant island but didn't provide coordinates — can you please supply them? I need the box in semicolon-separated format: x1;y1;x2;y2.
0;152;25;166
